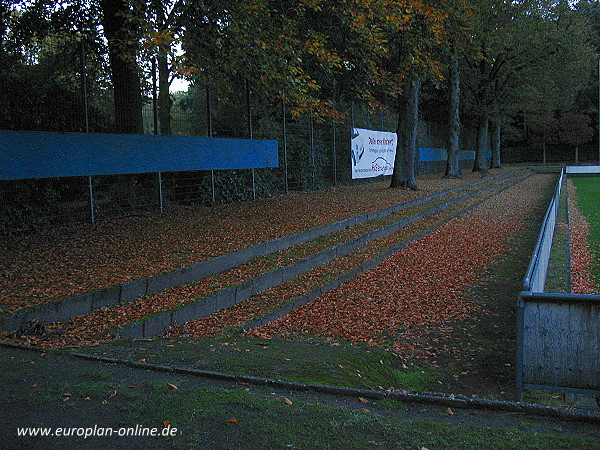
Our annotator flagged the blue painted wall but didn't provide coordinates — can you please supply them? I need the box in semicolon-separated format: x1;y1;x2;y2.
0;130;279;180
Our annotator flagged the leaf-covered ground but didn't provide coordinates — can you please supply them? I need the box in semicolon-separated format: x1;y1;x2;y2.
233;175;554;357
3;168;586;406
567;179;598;295
1;171;499;315
1;170;528;348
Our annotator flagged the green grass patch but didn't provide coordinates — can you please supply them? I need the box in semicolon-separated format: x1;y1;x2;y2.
2;345;597;449
78;336;437;392
124;385;599;449
572;177;600;288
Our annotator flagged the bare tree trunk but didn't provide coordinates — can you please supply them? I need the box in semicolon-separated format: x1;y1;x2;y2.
473;113;489;173
390;77;421;190
390;78;421;189
155;7;172;135
445;47;461;179
100;0;144;134
542;131;547;164
157;50;172;135
490;120;501;169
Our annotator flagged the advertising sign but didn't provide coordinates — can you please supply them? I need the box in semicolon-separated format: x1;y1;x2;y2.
351;128;396;179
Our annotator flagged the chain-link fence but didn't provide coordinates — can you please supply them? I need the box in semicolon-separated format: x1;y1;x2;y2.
0;100;475;234
1;38;478;234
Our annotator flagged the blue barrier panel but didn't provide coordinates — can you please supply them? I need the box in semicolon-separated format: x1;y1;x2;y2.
0;130;279;180
419;147;446;162
418;148;477;162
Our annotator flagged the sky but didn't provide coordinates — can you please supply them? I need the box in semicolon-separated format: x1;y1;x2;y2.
170;77;190;93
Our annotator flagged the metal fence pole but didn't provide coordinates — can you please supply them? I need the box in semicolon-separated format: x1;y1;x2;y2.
246;79;256;200
283;99;289;194
332;118;337;186
88;175;95;224
80;38;89;133
158;171;163;213
211;170;216;205
310;116;315;189
152;58;159;135
206;84;213;138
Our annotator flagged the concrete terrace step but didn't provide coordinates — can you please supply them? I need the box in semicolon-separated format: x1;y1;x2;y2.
115;171;530;339
0;170;524;334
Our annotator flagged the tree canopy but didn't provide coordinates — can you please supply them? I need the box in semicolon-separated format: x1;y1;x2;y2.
2;0;597;168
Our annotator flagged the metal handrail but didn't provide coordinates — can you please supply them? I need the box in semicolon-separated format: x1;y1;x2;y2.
522;168;564;292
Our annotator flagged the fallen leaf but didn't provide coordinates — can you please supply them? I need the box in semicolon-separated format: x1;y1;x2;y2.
445;407;454;416
358;397;369;404
167;383;178;390
284;398;293;405
227;418;239;424
163;420;170;427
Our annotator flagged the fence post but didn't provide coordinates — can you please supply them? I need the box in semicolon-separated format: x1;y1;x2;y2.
79;38;89;133
310;116;316;189
283;99;289;194
211;170;216;205
206;84;213;138
515;293;525;402
246;79;256;199
88;175;95;224
158;172;163;213
332;117;337;186
152;57;159;135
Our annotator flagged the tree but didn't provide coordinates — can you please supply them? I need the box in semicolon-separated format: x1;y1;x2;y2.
439;0;473;178
138;0;191;135
99;0;144;134
444;45;462;178
383;1;446;190
462;0;595;170
556;113;595;163
4;0;148;134
0;1;113;132
390;77;422;189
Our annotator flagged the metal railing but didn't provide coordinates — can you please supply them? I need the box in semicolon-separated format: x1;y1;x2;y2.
517;166;600;403
522;168;564;293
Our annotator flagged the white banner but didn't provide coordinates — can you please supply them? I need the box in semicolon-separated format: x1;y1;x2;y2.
350;128;396;179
